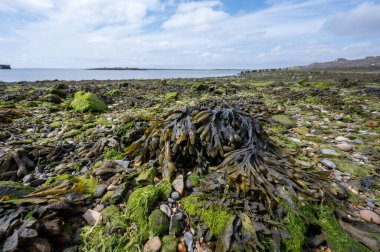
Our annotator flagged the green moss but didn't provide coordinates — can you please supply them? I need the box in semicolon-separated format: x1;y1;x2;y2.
305;97;319;104
136;167;158;185
188;173;201;187
50;121;62;129
165;92;178;100
116;122;133;137
107;89;121;97
182;195;233;236
63;118;83;129
49;87;67;98
102;205;128;228
271;114;295;128
44;174;98;195
44;94;62;104
333;159;375;177
62;129;82;138
148;209;169;237
104;149;125;160
161;235;178;252
70;91;107;113
192;83;210;91
156;180;172;198
282;203;308;252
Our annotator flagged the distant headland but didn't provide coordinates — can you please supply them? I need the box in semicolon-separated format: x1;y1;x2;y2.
0;64;11;69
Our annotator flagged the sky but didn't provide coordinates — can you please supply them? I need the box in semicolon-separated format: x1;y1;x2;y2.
0;0;380;69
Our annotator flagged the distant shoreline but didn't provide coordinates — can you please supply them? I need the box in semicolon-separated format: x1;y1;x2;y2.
86;67;242;71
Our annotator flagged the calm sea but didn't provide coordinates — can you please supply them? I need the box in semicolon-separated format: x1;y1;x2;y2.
0;68;242;82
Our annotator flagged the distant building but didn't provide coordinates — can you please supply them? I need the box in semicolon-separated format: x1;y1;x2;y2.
0;65;11;69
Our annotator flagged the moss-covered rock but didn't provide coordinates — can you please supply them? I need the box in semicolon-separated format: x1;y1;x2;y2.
182;195;233;236
0;181;34;199
192;83;210;91
148;209;170;237
44;94;62;104
104;149;125;160
271;114;295;128
165;92;178;100
136;167;158;185
161;235;178;252
70;91;107;113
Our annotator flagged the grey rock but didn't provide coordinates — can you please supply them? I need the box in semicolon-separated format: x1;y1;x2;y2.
184;231;194;251
22;174;34;183
171;191;181;201
320;159;336;169
215;216;236;252
337;143;353;152
19;228;38;239
320;148;338;156
306;234;326;247
172;175;184;195
2;231;18;252
168;198;176;204
354;139;364;145
160;204;172;217
94;185;107;198
144;236;162;252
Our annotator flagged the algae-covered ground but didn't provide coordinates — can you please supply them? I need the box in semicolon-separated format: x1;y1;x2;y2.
0;70;379;251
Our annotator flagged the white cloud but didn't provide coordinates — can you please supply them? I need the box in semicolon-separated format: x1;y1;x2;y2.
0;0;53;12
163;1;228;31
324;2;380;37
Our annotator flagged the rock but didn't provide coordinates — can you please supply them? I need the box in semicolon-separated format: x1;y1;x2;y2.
162;235;178;252
22;174;34;183
169;213;183;236
271;114;295;128
109;182;129;204
359;210;380;225
94;184;107;198
335;136;350;142
337;143;353;152
42;219;62;236
2;230;18;252
114;160;130;169
149;209;170;236
144;236;162;252
306;234;326;247
183;231;194;251
168;198;176;204
320;148;339;156
19;228;38;239
171;191;181;201
136;167;158;185
83;209;102;225
215;215;236;252
320;159;336;169
354;139;364;145
70;91;107;113
28;238;52;252
0;181;34;199
160;204;172;217
172;175;184;194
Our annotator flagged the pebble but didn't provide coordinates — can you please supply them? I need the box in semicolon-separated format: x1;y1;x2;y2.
168;198;176;204
144;237;162;252
366;200;376;209
171;191;181;201
320;148;338;156
82;209;102;225
354;139;363;145
22;174;34;183
359;210;380;225
335;136;350;142
172;175;184;195
320;159;336;169
169;213;183;236
107;184;118;191
160;204;172;217
337;143;353;152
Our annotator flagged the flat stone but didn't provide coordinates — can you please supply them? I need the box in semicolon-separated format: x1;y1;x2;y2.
320;148;339;156
114;160;130;169
172;175;184;195
144;236;162;252
320;159;336;169
359;210;380;225
83;209;102;225
335;136;350;142
19;228;38;239
160;204;172;217
94;184;107;198
337;143;353;152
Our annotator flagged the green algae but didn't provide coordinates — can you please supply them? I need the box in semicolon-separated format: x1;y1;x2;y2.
192;83;210;91
104;149;125;160
165;92;178;100
271;114;295;128
0;181;34;199
333;159;375;177
136;167;158;185
70;91;107;113
43;174;98;195
161;235;178;252
148;209;169;237
182;195;233;236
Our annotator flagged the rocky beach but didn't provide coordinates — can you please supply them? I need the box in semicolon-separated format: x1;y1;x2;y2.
0;70;379;252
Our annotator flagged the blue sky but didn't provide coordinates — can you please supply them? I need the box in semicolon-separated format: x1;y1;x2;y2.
0;0;380;68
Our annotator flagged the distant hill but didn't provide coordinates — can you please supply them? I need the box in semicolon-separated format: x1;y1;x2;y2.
300;56;380;71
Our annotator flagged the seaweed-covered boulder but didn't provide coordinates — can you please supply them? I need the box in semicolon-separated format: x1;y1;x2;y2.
148;209;169;237
0;181;34;199
70;91;107;113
